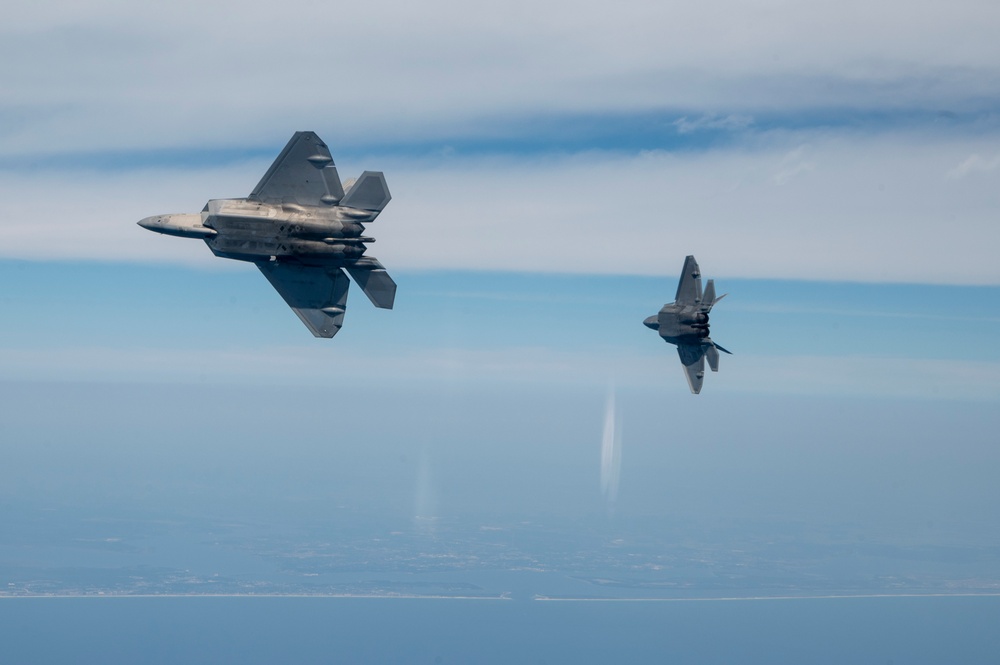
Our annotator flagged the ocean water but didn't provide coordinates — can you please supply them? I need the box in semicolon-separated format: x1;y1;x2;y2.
1;596;998;664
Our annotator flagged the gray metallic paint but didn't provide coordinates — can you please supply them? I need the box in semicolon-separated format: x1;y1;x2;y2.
645;255;730;394
139;131;396;338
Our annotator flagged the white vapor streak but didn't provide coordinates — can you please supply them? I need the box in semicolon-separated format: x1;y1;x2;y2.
600;390;622;505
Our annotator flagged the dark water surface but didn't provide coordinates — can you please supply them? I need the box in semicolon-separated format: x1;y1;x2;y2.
1;595;998;664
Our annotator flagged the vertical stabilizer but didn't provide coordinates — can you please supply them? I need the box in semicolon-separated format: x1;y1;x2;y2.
341;171;391;212
702;279;716;309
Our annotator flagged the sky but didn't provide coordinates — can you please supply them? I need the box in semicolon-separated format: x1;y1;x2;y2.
2;1;1000;549
3;0;1000;282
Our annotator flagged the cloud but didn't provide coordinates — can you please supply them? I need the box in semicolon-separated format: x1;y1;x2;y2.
772;145;816;184
1;2;997;292
0;161;268;268
947;153;1000;179
3;130;996;284
2;0;1000;154
673;114;754;135
2;343;998;402
722;354;1000;402
381;132;1000;284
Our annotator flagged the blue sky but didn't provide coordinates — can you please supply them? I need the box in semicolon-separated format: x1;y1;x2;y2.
2;1;1000;542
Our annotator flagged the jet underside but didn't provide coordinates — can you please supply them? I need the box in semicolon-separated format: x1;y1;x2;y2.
202;199;374;266
645;255;729;394
138;131;396;339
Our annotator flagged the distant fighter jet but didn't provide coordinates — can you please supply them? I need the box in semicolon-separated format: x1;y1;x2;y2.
139;131;395;338
644;256;730;394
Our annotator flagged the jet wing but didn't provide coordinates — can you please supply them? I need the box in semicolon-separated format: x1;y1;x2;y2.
676;344;708;394
248;131;346;207
674;255;703;306
257;262;351;338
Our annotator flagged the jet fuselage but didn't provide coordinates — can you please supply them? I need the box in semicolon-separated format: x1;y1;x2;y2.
644;303;711;342
645;255;729;393
137;131;396;338
140;198;379;266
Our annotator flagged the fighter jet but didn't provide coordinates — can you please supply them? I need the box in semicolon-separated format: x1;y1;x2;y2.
644;255;730;394
138;131;395;338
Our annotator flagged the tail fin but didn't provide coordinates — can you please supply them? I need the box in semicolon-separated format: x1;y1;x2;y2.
340;171;391;212
701;279;727;312
702;279;716;308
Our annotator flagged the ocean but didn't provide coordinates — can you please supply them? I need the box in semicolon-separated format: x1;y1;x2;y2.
1;595;998;664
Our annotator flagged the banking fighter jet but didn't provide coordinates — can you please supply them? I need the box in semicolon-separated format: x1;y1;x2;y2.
139;131;395;337
644;256;730;393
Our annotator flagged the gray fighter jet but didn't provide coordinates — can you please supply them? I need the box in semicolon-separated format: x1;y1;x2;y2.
644;255;730;393
139;131;395;338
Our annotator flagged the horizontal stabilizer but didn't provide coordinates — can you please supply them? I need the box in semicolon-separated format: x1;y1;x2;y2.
706;345;720;372
340;171;391;212
345;259;396;309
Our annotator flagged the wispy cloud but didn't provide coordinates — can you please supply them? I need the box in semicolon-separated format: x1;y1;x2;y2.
3;131;999;284
723;354;1000;401
772;145;816;185
673;114;754;135
947;153;1000;179
2;1;1000;155
3;344;999;401
2;2;999;287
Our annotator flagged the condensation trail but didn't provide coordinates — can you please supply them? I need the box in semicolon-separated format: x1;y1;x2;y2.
600;390;622;506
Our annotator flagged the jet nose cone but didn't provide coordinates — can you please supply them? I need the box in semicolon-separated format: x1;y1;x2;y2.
643;315;659;330
138;215;161;231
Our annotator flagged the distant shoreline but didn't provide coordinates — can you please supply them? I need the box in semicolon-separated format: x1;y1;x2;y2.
535;592;1000;602
2;592;1000;601
0;593;512;600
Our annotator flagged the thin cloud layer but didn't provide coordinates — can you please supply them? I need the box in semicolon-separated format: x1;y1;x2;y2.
2;2;999;284
2;0;1000;154
2;344;997;401
3;131;998;284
